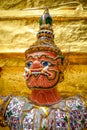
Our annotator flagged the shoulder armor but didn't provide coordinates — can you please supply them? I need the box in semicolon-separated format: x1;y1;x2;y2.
65;95;85;110
0;95;12;126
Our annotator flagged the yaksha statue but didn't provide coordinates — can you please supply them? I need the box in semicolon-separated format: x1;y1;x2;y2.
0;8;87;130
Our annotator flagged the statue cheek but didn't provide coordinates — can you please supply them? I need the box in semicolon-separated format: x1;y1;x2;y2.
51;65;61;73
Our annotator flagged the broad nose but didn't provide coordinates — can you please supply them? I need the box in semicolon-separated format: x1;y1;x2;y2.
31;60;41;69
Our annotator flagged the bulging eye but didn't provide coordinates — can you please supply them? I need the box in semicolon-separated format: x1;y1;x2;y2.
26;61;32;68
41;61;51;67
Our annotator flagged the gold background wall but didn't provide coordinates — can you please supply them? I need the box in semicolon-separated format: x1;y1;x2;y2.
0;0;87;130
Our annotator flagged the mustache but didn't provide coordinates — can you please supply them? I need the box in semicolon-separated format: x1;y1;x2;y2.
24;67;59;82
24;66;49;79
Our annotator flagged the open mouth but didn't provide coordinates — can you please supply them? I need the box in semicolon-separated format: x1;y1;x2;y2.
30;71;50;77
24;67;51;79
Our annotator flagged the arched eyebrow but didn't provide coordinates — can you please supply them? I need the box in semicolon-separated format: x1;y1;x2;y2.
40;55;63;61
54;55;64;60
26;54;63;61
26;55;34;60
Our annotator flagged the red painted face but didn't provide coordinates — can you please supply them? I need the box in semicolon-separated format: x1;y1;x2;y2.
24;51;61;89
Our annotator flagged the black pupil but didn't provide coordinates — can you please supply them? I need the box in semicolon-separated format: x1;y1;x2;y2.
42;61;48;66
27;62;32;67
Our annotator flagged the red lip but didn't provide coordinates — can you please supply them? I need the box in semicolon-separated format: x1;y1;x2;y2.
31;68;42;72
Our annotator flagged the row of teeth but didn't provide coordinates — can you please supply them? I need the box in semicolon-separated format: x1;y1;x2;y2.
24;67;49;75
32;72;41;74
24;67;49;78
24;71;49;78
30;72;49;76
24;72;49;77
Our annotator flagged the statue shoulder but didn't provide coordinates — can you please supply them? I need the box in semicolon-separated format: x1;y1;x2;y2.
54;95;87;111
51;95;87;129
65;95;86;110
0;96;33;127
5;96;33;116
0;95;12;126
65;95;87;128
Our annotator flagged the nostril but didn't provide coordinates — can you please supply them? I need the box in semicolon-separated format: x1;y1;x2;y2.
32;60;41;68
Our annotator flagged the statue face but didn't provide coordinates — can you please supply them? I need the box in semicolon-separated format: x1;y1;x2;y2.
24;51;61;89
